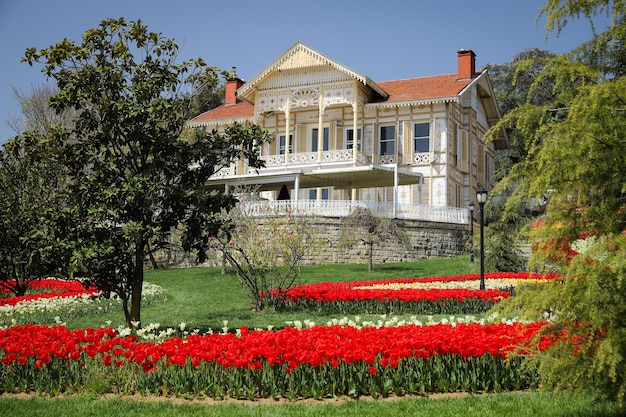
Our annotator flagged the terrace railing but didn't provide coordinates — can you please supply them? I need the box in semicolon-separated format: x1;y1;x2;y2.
240;200;469;225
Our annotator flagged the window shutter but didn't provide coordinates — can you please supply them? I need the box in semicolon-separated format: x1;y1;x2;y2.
403;121;412;163
461;129;469;172
456;128;462;168
478;143;484;182
296;124;306;153
430;118;436;152
364;124;374;155
329;121;337;150
270;130;278;155
336;124;343;150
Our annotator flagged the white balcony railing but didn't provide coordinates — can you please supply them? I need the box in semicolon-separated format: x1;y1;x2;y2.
240;200;469;225
211;150;371;178
262;150;370;167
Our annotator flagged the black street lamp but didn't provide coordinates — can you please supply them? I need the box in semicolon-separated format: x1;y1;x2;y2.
476;187;488;290
468;203;475;263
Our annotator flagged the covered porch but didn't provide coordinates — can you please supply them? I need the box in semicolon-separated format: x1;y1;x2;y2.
204;164;470;225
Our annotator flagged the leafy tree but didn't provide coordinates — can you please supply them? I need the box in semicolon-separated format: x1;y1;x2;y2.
540;0;626;78
487;48;558;179
487;49;558;117
0;134;74;296
22;18;271;330
339;207;408;272
483;195;528;273
482;50;560;272
488;0;626;404
207;198;314;311
1;83;79;296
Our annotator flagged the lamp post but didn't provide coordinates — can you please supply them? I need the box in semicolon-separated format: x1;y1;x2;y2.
476;187;488;290
468;203;475;263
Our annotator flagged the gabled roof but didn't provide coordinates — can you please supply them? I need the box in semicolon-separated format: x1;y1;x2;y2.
189;71;476;125
188;43;503;147
236;41;388;103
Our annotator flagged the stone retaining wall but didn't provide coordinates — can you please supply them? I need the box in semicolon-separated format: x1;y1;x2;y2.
149;217;470;269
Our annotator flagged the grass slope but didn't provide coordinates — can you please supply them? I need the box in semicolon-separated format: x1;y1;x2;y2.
64;256;475;331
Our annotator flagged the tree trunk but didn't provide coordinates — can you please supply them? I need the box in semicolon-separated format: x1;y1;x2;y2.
146;241;159;269
368;242;373;272
122;296;131;328
128;242;145;332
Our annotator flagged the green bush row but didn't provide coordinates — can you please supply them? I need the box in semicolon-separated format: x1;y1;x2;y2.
278;298;499;315
0;353;537;400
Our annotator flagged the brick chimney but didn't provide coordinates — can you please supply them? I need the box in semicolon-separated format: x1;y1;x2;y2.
225;73;245;105
457;49;476;79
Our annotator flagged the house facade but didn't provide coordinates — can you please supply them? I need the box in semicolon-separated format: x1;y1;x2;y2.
187;42;506;225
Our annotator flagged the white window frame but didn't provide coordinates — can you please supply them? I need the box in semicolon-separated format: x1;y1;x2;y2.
379;125;395;156
346;128;361;151
413;122;430;153
310;126;330;152
279;134;293;155
309;188;329;200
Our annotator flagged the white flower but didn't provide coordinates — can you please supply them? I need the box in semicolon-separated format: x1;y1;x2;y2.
117;327;132;337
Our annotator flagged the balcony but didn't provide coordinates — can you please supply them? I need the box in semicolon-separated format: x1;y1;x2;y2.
210;150;442;181
261;149;370;170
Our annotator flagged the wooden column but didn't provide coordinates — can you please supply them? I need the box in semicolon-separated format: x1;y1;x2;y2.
318;86;324;162
352;103;358;162
285;90;291;164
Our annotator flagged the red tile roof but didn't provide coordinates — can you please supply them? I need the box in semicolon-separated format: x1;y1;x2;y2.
190;101;254;124
190;72;479;124
375;73;476;103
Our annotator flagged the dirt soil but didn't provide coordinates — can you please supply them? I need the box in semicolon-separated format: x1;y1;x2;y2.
1;390;530;406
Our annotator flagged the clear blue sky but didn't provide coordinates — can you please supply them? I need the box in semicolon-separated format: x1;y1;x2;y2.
0;0;610;142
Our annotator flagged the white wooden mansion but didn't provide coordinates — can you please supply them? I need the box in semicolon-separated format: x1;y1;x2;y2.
187;42;507;226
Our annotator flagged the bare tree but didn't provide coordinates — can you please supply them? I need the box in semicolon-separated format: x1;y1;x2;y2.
339;207;408;271
8;83;77;136
209;200;314;311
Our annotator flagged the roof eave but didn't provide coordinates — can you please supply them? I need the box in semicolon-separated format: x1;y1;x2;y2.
472;70;510;149
366;96;459;109
187;116;255;128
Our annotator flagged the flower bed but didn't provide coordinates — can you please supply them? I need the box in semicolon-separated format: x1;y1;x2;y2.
0;322;551;399
275;272;558;315
0;279;166;327
0;279;97;307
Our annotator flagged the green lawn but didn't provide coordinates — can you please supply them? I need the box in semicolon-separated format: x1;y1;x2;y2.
0;391;622;417
64;255;476;331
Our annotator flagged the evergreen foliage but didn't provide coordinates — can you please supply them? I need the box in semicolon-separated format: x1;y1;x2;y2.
488;0;626;404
